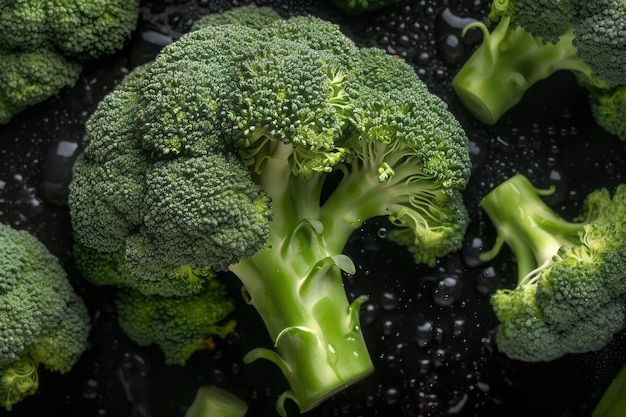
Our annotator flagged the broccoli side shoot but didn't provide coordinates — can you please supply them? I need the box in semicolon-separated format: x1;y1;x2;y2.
453;0;626;137
69;6;471;414
479;174;626;362
0;0;140;124
589;85;626;142
0;223;90;410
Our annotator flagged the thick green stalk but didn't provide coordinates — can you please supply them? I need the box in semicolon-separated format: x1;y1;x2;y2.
453;17;590;125
480;174;584;285
230;143;373;416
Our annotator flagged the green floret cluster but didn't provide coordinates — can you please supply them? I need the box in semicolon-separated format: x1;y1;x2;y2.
69;6;470;414
479;174;626;362
0;0;141;124
0;222;90;410
453;0;626;141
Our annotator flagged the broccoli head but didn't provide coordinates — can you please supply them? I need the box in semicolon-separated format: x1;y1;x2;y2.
0;222;90;410
69;6;470;414
453;0;626;134
479;174;626;362
0;0;140;124
589;85;626;141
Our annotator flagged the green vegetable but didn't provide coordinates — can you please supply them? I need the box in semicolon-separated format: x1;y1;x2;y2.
329;0;398;14
68;6;471;414
0;222;91;410
453;0;626;140
589;85;626;142
0;0;141;124
185;385;248;417
592;362;626;417
479;174;626;362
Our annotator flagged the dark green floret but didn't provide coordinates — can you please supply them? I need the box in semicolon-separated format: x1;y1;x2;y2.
479;174;626;362
0;223;90;410
453;0;626;140
0;0;140;124
69;6;470;414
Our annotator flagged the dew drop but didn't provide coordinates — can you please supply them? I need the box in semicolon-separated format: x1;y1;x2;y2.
432;275;463;307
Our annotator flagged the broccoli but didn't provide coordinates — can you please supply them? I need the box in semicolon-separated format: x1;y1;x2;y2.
185;385;248;417
0;222;90;410
116;282;237;366
589;85;626;142
0;0;140;124
592;362;626;417
68;6;471;414
452;0;626;139
329;0;399;15
478;174;626;362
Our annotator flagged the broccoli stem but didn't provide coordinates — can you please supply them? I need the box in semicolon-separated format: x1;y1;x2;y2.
453;17;591;125
479;174;585;285
592;362;626;417
230;143;374;415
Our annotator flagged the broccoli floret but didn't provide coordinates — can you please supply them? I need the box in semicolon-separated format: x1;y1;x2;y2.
329;0;399;15
69;6;470;414
453;0;626;129
116;281;236;365
589;85;626;141
479;174;626;362
185;385;248;417
0;222;90;410
190;5;282;31
0;0;140;124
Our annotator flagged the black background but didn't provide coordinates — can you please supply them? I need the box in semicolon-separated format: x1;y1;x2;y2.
1;1;625;416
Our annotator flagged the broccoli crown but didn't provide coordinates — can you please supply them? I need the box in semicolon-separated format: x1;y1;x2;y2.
480;174;626;361
0;48;82;124
590;85;626;142
0;0;140;59
69;6;470;285
0;223;90;410
115;281;236;365
0;0;140;124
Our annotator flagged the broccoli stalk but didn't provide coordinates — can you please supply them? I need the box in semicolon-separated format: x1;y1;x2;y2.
453;0;626;133
453;17;598;125
478;174;626;362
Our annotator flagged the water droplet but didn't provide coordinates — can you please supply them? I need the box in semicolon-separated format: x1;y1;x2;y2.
416;320;434;347
380;291;398;311
383;386;401;405
432;275;463;307
377;227;387;238
475;266;499;295
437;34;464;65
462;236;485;268
82;379;99;400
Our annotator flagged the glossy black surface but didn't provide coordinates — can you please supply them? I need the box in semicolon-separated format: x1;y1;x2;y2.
1;1;625;416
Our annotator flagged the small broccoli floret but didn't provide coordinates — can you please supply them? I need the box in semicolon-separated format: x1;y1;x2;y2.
589;85;626;141
185;385;248;417
0;0;140;123
453;0;626;130
479;174;626;362
116;281;236;365
0;48;82;124
69;6;470;414
0;222;90;410
329;0;399;15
